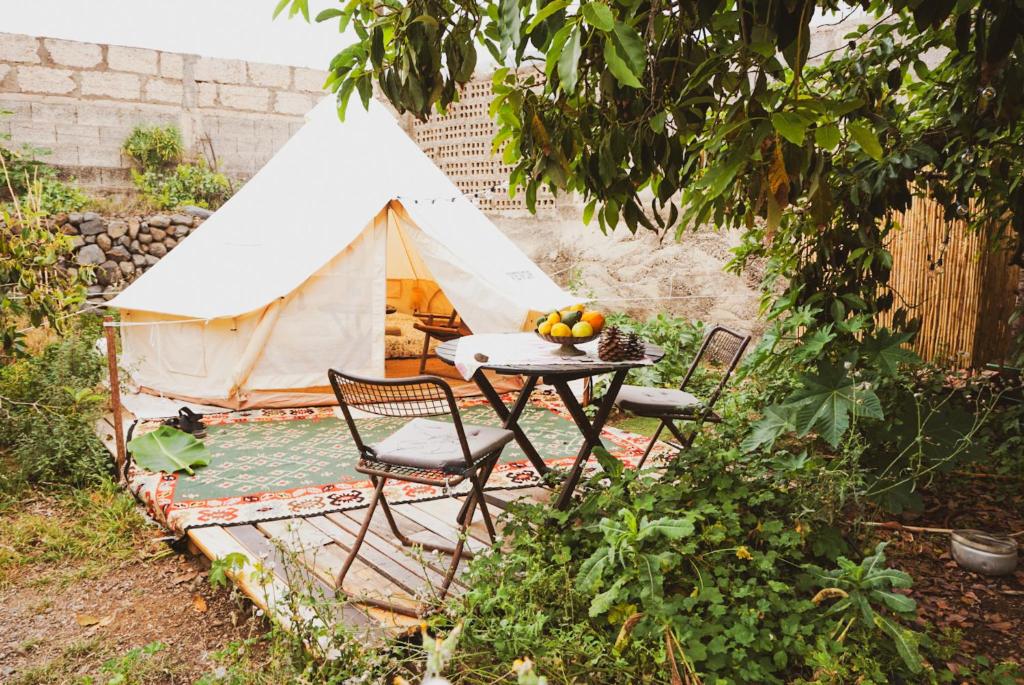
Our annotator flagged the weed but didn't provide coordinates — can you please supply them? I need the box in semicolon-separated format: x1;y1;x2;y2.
0;481;149;589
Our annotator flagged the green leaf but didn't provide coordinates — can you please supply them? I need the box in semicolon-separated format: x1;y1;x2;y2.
637;516;695;540
875;615;923;673
557;26;582;93
870;590;917;614
525;0;570;34
788;365;883;447
582;199;597;225
814;124;840;150
649;111;666;133
498;0;522;58
589;577;626;617
741;405;797;452
848;120;883;161
582;2;614;31
611;21;645;77
128;425;210;476
603;38;642;88
545;24;573;79
315;8;344;22
860;329;920;376
698;157;744;199
272;0;291;20
592;445;623;480
770;112;808;145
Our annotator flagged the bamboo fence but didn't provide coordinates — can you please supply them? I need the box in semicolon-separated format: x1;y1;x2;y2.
881;198;1019;368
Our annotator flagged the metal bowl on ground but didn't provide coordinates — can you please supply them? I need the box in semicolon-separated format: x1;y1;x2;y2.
950;529;1018;576
535;332;600;357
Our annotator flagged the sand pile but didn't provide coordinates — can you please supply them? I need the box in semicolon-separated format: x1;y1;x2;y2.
491;212;762;333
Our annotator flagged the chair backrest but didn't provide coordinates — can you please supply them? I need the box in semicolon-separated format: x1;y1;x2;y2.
679;325;751;413
327;369;471;461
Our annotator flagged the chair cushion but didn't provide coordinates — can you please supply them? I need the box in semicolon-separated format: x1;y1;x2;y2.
614;385;704;417
367;418;514;472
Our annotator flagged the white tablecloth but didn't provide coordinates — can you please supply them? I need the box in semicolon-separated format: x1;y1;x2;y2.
453;333;652;380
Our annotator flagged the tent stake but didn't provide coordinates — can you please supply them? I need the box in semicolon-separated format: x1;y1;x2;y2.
104;316;127;483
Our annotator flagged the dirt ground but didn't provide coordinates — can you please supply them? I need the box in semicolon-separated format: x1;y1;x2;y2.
0;538;262;684
872;472;1024;672
493;212;763;332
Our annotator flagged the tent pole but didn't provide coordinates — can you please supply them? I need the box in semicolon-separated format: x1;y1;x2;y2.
103;316;127;483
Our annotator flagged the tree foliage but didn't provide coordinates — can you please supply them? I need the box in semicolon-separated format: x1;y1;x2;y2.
282;0;1022;344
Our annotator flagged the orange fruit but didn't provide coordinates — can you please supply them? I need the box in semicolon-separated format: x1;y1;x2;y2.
581;311;605;332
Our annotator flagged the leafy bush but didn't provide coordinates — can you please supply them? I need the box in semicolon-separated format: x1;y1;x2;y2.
2;117;92;215
1;161;91;359
122;123;232;210
604;312;706;389
121;124;184;170
131;161;231;210
0;316;111;494
444;443;936;684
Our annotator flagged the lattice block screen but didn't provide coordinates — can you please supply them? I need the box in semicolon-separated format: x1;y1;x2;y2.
411;78;576;213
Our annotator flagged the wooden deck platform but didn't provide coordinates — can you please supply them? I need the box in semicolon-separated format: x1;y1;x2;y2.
96;413;549;641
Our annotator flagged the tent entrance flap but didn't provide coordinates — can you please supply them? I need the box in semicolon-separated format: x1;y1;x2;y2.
385;207;452;316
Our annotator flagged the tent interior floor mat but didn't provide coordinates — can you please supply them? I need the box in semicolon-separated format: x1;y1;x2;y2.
125;393;670;536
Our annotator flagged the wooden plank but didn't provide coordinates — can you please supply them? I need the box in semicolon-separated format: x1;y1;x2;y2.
188;526;357;647
421;497;499;545
94;417;120;460
317;513;456;592
225;524;375;629
258;518;421;615
393;500;487;554
305;516;427;595
330;508;468;590
486;486;552;507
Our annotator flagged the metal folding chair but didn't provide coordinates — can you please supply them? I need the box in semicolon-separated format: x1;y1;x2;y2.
614;325;751;469
327;369;513;616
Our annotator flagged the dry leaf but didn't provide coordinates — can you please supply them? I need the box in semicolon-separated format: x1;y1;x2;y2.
192;594;208;613
76;613;112;627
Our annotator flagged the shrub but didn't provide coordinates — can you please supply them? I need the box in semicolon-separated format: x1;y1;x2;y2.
0;160;91;359
131;161;231;210
121;124;184;170
122;124;232;209
0;316;111;495
2;119;92;215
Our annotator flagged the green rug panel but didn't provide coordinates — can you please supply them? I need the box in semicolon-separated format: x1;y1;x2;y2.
172;405;580;502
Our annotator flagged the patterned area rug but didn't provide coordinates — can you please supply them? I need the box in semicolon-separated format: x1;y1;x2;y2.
128;393;669;535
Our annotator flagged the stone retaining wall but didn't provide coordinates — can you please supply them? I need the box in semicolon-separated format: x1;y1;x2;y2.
0;32;327;192
60;208;209;301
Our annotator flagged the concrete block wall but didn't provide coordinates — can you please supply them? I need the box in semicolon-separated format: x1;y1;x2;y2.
0;33;328;192
411;77;577;216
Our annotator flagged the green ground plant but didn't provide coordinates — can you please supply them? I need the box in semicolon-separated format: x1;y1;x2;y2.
0;480;149;589
122;124;231;210
0;316;110;495
0;160;91;359
2;111;92;215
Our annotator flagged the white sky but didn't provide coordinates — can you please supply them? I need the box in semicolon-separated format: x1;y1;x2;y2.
4;1;867;71
3;0;345;69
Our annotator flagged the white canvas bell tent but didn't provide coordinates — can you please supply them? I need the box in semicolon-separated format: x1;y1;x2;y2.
108;97;576;409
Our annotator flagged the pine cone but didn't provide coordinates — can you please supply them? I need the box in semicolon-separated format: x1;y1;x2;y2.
598;326;630;361
624;332;646;360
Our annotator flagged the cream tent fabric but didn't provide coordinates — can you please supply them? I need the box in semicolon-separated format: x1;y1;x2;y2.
109;98;576;408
